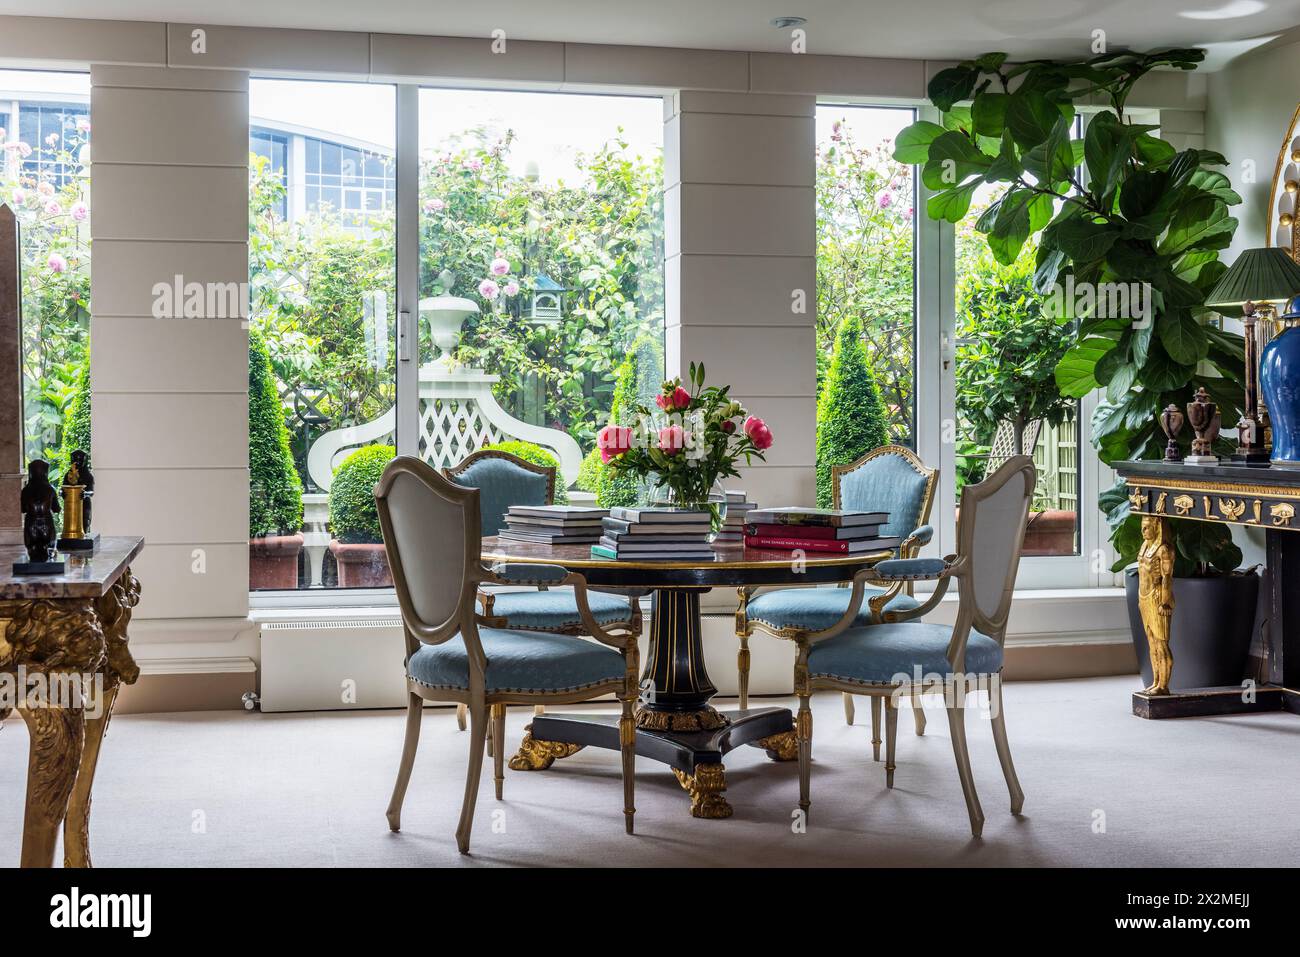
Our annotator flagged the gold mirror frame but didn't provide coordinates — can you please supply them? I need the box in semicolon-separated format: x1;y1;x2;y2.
1266;102;1300;263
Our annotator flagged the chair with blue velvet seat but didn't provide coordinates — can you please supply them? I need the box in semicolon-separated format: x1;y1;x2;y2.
786;455;1034;837
735;444;937;747
376;456;641;853
445;448;639;730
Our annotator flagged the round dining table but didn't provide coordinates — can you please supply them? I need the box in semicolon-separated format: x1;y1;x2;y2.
481;536;894;819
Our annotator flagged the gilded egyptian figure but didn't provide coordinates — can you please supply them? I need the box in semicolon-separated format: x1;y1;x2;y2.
1137;516;1175;695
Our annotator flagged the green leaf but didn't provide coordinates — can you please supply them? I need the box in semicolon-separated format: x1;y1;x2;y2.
892;121;946;164
971;93;1010;136
972;52;1008;72
928;66;978;111
1157;310;1208;365
1052;217;1119;262
1159;197;1235;255
920;130;992;190
1188;169;1242;206
1056;337;1114;396
926;181;979;222
1006;91;1058;148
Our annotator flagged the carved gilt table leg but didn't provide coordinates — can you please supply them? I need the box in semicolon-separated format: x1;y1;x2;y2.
63;568;140;868
1137;516;1176;695
672;763;732;819
17;703;85;868
508;723;585;770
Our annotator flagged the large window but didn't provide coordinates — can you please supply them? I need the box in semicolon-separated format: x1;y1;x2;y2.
2;70;91;472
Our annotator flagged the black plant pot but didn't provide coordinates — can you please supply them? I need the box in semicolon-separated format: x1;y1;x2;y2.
1125;569;1259;691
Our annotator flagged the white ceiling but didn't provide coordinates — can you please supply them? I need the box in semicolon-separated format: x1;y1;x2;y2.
4;0;1300;69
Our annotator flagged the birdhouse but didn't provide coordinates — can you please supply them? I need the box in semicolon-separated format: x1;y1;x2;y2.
527;273;565;325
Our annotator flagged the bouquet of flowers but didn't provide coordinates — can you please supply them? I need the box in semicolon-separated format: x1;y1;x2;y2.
596;363;773;525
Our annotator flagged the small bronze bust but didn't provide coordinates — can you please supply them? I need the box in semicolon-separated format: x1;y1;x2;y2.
1159;404;1184;462
21;459;60;564
63;449;94;531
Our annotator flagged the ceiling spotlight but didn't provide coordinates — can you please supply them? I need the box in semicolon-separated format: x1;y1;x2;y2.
771;16;807;28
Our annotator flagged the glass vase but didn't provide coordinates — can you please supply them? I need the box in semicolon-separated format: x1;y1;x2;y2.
652;476;728;541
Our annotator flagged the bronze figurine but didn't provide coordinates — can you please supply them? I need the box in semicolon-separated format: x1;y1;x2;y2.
63;449;93;531
1160;404;1185;462
20;459;60;565
1185;387;1221;465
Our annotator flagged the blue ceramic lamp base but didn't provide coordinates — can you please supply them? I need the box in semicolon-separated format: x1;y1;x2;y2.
1262;324;1300;468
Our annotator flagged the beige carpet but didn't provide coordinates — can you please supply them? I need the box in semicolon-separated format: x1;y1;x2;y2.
2;675;1296;867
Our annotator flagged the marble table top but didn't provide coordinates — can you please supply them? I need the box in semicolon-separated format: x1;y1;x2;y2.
0;536;144;600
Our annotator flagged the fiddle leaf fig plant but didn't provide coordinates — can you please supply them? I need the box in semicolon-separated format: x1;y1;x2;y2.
896;48;1246;576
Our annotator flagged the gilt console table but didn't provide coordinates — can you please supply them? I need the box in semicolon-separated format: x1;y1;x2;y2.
0;536;142;866
1116;461;1299;719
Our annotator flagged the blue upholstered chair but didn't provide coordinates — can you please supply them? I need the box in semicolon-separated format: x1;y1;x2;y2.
445;449;639;730
735;444;937;748
376;456;641;853
787;456;1034;836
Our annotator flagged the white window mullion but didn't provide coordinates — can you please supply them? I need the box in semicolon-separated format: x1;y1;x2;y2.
395;84;420;458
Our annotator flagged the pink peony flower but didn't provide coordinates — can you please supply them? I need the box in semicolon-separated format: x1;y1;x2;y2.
503;280;520;297
44;200;62;216
670;386;691;410
597;424;633;463
47;253;67;274
70;201;88;222
720;419;736;434
477;278;500;299
654;393;667;410
743;415;764;438
658;425;686;455
750;425;774;451
489;257;510;277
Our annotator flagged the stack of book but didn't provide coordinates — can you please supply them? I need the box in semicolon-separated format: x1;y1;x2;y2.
713;490;757;548
497;505;609;544
743;507;901;554
593;506;715;561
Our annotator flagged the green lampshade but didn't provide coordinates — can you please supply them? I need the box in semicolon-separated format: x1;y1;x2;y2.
1206;247;1300;312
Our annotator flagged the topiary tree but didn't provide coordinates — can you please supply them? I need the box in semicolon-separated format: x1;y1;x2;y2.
249;329;304;537
480;440;569;504
328;444;394;543
815;313;890;507
597;353;644;508
55;353;92;478
575;448;604;494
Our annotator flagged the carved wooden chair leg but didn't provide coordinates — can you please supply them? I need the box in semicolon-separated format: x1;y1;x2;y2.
842;691;855;725
989;675;1024;814
456;702;467;731
870;696;882;761
797;692;813;817
945;681;985;838
455;700;489;854
884;695;899;789
912;689;927;735
386;692;423;832
737;633;750;710
619;697;636;834
491;703;506;800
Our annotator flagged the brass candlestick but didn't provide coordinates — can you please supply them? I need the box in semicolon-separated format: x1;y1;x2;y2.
1234;301;1273;463
60;483;85;539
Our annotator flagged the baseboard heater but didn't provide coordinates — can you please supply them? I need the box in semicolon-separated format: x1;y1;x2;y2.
259;616;417;713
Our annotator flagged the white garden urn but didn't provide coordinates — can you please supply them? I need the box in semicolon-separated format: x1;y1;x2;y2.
419;295;480;369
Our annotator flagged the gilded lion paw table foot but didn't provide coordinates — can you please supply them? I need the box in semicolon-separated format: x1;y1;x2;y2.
508;725;585;770
673;763;731;818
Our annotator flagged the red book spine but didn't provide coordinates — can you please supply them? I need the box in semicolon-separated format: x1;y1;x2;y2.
747;523;838;540
745;534;851;553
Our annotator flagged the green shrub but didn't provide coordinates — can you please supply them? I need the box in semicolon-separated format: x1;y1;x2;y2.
576;448;604;493
249;330;304;537
480;441;569;504
815;313;889;508
597;353;643;509
55;353;92;479
329;445;395;543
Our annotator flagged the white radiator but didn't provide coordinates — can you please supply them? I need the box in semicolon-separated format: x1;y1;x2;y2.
258;616;409;712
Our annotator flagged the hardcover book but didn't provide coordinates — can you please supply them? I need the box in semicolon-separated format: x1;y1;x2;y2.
744;534;901;554
745;522;883;540
742;507;888;528
608;506;713;524
506;505;610;520
602;517;712;536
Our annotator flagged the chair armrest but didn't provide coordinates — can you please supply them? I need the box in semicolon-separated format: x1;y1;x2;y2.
874;557;948;581
479;562;637;649
881;555;963;623
899;524;933;556
801;566;885;645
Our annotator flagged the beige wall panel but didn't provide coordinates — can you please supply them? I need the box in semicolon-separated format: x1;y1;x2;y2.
670;253;815;328
91;240;249;318
0;16;164;67
749;53;924;99
733;465;816;509
724;396;815;469
126;543;251;619
91;317;248;393
564;43;747;92
166;23;369;77
90;63;247;93
674;324;815;397
671;183;814;258
92;393;248;470
1159;109;1205;135
676;91;814;118
91;165;248;242
677;112;814;187
94;468;249;545
91;87;249;167
371;33;564;86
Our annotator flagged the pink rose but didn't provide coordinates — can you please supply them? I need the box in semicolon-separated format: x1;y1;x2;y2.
720;419;736;434
654;393;667;410
477;278;499;299
70;201;89;222
671;386;691;410
503;280;520;297
12;188;25;205
47;253;67;274
424;198;445;213
463;157;482;172
750;425;774;451
489;257;510;277
44;200;62;216
597;424;633;463
37;181;54;197
658;425;686;455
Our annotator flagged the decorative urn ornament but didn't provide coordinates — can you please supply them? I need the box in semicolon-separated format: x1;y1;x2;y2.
1185;387;1222;466
1159;404;1185;462
1260;294;1300;467
419;295;479;370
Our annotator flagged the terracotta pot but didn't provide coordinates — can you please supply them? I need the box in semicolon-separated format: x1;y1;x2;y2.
329;540;393;588
1022;509;1076;556
249;533;304;590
